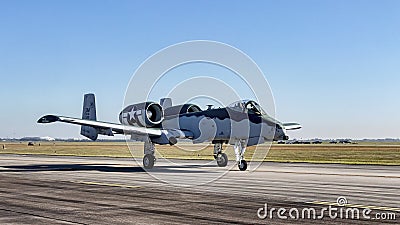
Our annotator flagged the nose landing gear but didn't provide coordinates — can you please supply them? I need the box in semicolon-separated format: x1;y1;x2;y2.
234;140;248;171
238;159;247;171
213;140;248;171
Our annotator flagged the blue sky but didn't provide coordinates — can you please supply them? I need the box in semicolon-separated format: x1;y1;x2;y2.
0;0;399;139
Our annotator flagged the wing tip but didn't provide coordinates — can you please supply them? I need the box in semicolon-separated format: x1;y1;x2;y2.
283;123;302;130
37;115;60;123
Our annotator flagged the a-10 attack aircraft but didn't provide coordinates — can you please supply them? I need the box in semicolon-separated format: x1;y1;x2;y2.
38;94;301;171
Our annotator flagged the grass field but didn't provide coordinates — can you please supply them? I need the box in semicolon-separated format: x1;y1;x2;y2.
1;141;400;165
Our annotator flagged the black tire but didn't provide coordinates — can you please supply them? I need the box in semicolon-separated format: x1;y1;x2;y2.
216;153;228;167
143;154;155;169
238;160;247;171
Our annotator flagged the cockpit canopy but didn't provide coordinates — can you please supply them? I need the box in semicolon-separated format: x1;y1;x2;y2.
227;100;267;115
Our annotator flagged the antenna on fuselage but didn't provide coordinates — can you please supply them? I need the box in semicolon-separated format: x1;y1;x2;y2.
206;104;213;110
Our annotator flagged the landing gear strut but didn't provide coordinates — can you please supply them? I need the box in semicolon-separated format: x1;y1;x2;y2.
214;142;228;167
143;141;156;169
234;140;247;171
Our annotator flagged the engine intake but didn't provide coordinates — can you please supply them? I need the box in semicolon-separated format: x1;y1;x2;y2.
119;102;164;127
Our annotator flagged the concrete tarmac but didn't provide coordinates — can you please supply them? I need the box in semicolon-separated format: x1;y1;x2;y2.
0;154;398;224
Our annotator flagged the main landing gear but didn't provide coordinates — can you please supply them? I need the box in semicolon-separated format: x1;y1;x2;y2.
214;142;228;167
143;140;248;171
234;140;247;171
143;141;156;169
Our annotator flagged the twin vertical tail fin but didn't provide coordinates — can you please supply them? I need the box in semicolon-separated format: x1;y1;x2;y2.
80;93;98;140
160;97;172;108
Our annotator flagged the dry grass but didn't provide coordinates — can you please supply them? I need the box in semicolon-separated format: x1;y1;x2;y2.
1;142;399;165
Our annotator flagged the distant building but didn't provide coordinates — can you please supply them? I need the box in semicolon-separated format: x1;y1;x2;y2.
20;136;55;141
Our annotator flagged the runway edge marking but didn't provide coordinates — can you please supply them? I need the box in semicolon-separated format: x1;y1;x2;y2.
255;169;400;178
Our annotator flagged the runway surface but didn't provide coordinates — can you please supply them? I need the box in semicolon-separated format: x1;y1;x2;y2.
0;154;398;224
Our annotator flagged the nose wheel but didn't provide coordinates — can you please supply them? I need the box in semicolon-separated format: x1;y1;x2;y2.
238;159;247;171
234;140;248;171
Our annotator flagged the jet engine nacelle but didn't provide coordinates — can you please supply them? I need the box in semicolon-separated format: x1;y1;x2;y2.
163;104;201;117
119;102;164;127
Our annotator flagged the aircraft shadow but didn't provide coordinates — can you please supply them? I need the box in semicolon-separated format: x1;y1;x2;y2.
1;163;220;173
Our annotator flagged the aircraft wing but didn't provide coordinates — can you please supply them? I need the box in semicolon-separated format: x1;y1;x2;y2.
283;122;302;130
37;115;162;136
